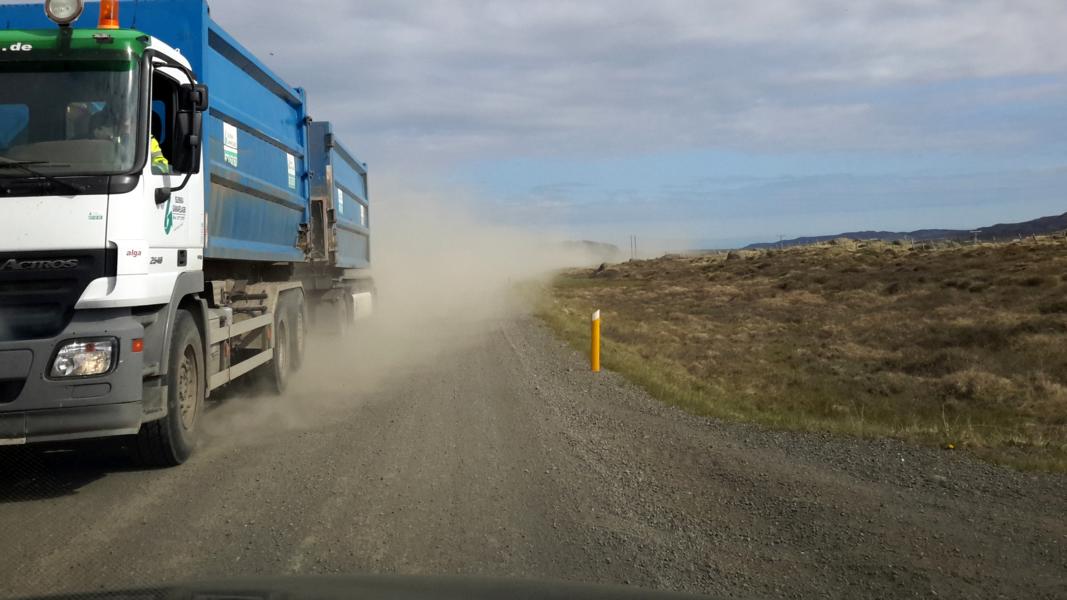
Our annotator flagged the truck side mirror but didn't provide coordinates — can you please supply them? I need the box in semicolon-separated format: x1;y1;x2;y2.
171;110;203;175
172;83;207;174
182;83;209;113
155;118;199;203
156;84;207;204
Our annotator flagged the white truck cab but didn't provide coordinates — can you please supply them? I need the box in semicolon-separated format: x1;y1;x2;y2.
0;24;209;458
0;0;373;466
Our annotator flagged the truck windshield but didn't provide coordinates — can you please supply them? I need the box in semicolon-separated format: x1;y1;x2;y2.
0;60;141;177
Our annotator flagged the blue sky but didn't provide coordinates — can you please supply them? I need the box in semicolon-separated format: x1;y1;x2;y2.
442;61;1067;248
21;0;1064;250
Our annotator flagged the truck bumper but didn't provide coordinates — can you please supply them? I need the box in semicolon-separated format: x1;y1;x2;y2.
0;402;143;445
0;310;147;445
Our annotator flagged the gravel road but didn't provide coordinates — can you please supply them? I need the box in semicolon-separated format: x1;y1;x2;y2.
0;316;1064;599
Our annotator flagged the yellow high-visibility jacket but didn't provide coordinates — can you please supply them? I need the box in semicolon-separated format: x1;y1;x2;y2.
150;137;170;174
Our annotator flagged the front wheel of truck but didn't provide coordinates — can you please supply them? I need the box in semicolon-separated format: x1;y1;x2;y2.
133;309;204;467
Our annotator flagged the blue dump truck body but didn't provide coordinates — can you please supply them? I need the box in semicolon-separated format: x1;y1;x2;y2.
1;0;367;268
309;122;371;269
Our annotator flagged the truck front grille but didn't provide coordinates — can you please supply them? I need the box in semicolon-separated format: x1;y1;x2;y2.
0;250;117;342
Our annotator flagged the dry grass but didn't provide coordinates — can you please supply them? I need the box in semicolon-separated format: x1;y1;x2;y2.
537;237;1067;471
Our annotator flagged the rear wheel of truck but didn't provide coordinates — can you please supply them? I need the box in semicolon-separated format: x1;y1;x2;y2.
285;292;307;372
133;309;204;467
265;309;291;393
332;295;352;336
312;290;351;337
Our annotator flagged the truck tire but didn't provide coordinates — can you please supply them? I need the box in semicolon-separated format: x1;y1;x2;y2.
285;292;307;372
309;290;351;337
266;308;291;393
133;309;204;467
333;295;352;337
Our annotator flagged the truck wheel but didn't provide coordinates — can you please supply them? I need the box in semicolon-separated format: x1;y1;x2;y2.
286;292;307;371
310;292;349;337
133;309;204;467
332;296;351;336
267;309;291;393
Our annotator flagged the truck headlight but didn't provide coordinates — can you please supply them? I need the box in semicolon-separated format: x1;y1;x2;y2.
44;0;85;26
51;339;116;378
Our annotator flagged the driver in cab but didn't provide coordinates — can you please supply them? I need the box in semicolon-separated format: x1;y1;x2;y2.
90;110;170;174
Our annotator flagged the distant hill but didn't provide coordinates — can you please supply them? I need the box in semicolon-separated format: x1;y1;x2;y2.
560;240;622;263
745;212;1067;249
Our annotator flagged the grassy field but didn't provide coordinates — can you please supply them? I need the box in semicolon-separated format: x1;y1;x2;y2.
537;237;1067;471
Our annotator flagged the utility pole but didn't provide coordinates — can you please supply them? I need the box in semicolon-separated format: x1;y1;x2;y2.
778;234;785;250
970;230;981;245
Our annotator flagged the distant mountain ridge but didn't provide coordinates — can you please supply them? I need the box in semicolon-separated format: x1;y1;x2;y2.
560;240;621;262
745;212;1067;250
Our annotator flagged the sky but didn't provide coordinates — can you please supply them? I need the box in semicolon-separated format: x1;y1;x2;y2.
11;0;1067;249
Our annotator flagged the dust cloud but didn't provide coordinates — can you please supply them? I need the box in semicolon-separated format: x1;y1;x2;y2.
200;180;605;444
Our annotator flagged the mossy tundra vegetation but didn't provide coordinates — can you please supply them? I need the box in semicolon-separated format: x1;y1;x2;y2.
539;236;1067;471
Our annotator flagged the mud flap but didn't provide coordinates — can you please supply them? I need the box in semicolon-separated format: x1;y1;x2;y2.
141;376;168;421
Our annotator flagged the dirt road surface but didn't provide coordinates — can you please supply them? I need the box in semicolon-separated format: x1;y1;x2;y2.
1;316;1064;599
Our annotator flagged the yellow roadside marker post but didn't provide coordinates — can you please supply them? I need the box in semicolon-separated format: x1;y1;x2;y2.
591;310;601;372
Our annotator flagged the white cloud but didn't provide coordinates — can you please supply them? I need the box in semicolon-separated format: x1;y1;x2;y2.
196;0;1067;165
5;0;1065;166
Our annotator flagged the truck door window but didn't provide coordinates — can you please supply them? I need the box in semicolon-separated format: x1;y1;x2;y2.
152;101;168;145
151;71;180;173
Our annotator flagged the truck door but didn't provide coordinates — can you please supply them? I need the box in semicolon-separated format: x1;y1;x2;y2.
141;65;205;275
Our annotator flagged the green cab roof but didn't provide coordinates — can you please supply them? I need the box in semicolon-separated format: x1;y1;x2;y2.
0;28;149;60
